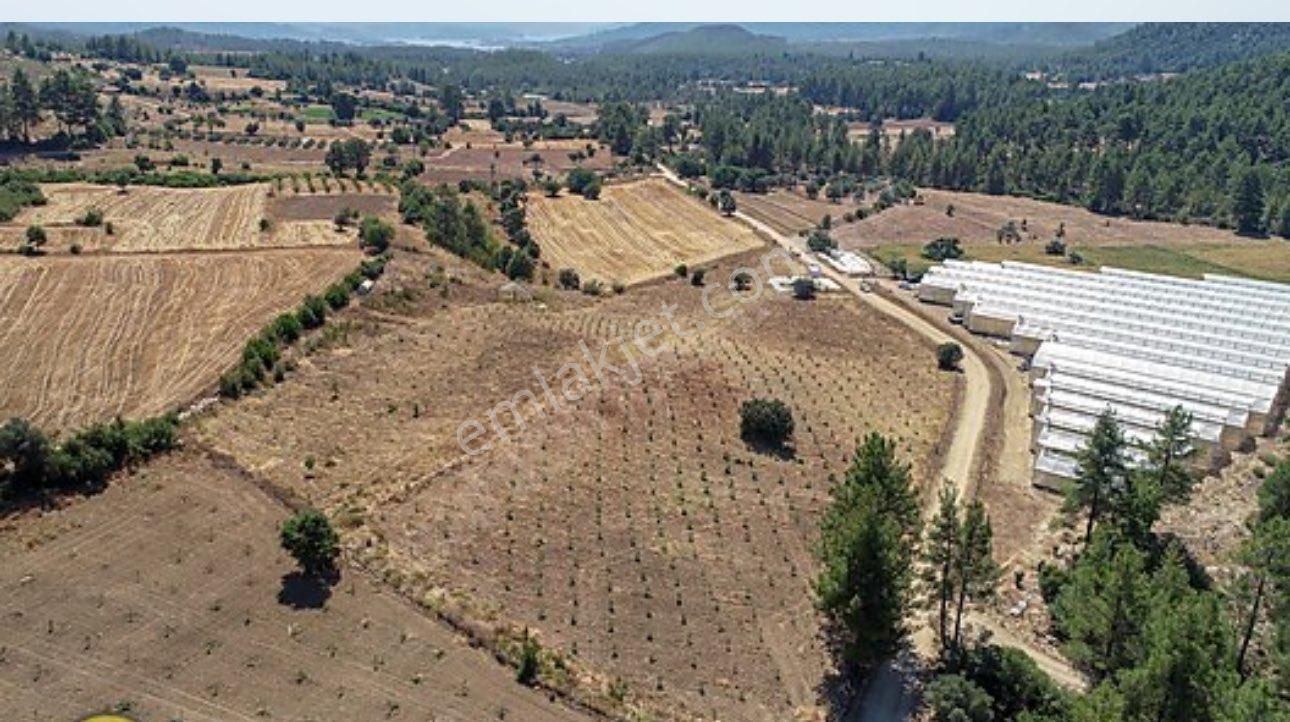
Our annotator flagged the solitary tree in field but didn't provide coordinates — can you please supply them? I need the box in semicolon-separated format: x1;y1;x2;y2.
23;225;46;254
280;509;339;577
937;342;964;371
739;398;794;449
718;189;736;217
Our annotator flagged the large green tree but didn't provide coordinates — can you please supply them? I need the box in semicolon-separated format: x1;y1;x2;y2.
815;433;920;670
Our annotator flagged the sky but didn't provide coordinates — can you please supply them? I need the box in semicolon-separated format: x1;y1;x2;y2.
9;1;1289;22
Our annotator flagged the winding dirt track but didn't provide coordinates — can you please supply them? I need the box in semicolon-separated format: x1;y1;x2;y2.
655;166;1084;719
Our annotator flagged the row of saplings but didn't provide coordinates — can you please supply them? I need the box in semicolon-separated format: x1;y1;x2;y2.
218;249;390;399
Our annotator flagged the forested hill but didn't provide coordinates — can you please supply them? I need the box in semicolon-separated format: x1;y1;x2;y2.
1050;22;1290;81
910;52;1290;234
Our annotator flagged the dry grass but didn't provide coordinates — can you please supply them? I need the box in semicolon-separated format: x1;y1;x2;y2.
528;178;766;286
737;190;864;236
0;248;359;431
0;449;592;722
843;188;1290;282
194;247;959;721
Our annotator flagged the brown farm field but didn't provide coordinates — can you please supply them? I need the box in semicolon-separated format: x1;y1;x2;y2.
0;448;593;722
0;247;359;431
840;188;1290;282
193;247;960;721
421;143;612;184
2;183;395;254
737;190;865;236
528;178;767;286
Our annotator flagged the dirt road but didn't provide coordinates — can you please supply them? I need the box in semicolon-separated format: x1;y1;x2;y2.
654;166;1084;719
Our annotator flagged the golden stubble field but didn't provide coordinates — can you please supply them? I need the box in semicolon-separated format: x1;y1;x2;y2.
0;183;399;430
528;178;767;286
193;246;960;721
0;247;359;431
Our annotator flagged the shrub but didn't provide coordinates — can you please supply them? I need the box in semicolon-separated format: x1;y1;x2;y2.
807;228;836;253
582;279;605;297
690;268;706;286
324;283;351;310
792;276;817;300
243;336;280;373
1044;238;1066;256
922;237;964;262
516;632;541;686
269;313;304;344
925;674;993;722
297;295;328;329
733;271;753;291
24;225;47;251
937;342;964;371
75;208;104;227
358;215;394;253
280;509;340;576
674;264;688;278
259;218;271;232
581;178;602;200
739;398;794;448
557;268;581;290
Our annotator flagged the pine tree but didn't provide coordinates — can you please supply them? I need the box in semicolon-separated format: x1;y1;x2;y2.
1068;410;1130;545
816;433;920;670
1055;532;1149;678
9;68;38;141
950;499;1000;661
922;484;961;659
1142;405;1197;504
1231;167;1266;235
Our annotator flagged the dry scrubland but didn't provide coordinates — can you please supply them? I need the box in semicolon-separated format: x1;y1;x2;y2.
0;248;359;431
529;179;766;285
840;188;1290;282
0;449;591;722
195;247;959;721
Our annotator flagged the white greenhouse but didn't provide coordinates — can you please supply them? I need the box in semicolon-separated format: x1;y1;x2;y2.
917;260;1290;490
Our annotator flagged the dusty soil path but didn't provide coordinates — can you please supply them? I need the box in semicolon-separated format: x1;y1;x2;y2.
655;166;1084;718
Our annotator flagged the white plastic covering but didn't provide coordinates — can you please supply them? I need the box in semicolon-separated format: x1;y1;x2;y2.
919;261;1290;485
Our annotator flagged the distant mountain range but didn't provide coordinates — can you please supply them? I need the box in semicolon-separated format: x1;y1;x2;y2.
23;21;1132;52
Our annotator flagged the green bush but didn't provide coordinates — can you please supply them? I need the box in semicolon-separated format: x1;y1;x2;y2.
922;236;964;262
297;295;328;329
269;313;304;344
280;509;340;576
324;283;351;310
739;398;794;448
937;342;964;371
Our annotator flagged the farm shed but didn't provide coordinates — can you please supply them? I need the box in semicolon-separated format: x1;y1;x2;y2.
917;259;1290;490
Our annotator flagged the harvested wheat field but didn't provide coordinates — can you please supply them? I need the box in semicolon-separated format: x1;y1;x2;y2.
0;448;592;722
528;178;766;285
195;247;959;722
0;248;359;431
5;183;270;253
1;184;388;254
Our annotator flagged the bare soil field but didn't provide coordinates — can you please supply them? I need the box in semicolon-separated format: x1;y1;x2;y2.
0;448;592;722
737;190;865;236
194;246;960;721
841;188;1290;282
528;178;766;285
0;248;359;431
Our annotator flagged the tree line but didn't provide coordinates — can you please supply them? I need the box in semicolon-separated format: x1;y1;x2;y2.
815;407;1287;722
0;67;126;146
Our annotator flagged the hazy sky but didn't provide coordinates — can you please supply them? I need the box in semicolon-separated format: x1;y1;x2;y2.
11;1;1289;22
